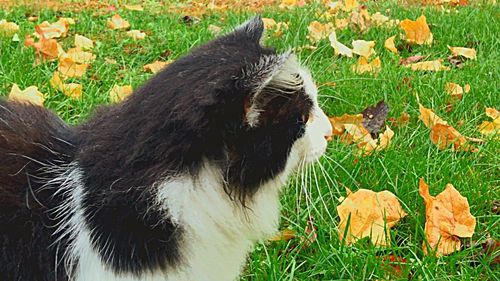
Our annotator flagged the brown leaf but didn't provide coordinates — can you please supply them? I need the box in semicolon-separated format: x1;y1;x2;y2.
399;55;425;66
388;112;410;127
301;216;317;247
8;84;45;106
419;179;476;256
362;100;389;135
445;82;470;101
351;57;381;74
337;188;407;246
400;15;433;45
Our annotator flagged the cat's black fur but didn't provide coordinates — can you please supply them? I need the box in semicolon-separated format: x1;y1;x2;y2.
0;16;312;280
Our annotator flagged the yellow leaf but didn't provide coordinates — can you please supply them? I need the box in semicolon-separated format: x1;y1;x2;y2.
123;4;143;11
384;36;398;54
58;17;75;26
419;179;476;256
109;85;133;103
262;18;277;30
377;126;394;151
342;0;359;11
0;19;20;36
143;60;172;74
279;0;306;8
268;229;297;242
418;103;447;128
334;18;349;30
58;57;88;78
329;113;364;135
405;59;449;71
400;15;433;45
74;34;93;50
352;40;376;58
448;46;476;60
50;72;83;99
478;108;500;137
307;21;333;43
35;20;69;39
107;14;130;30
337;188;406;246
350;8;371;33
127;30;146;40
207;24;222;35
445;82;469;100
328;31;353;57
65;47;96;64
351;57;381;74
8;84;45;106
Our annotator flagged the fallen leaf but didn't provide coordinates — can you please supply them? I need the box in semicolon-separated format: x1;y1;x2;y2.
75;34;93;50
352;40;376;58
307;21;333;43
405;59;449;71
279;0;306;8
337;188;407;246
418;104;447;128
58;57;88;78
342;0;359;11
352;57;381;74
400;15;433;45
377;126;395;151
349;8;371;33
35;20;69;39
448;46;476;60
109;85;133;103
269;229;297;242
335;18;349;30
399;55;425;65
478;108;500;138
262;17;277;30
107;14;130;30
127;30;146;40
65;47;96;64
207;24;222;35
388;112;410;127
143;60;172;74
58;17;75;26
362;100;389;135
8;84;45;106
0;19;19;36
384;36;398;54
419;179;476;256
123;4;143;11
25;36;64;62
445;82;470;101
329;113;364;135
50;72;83;99
329;31;353;57
301;216;317;247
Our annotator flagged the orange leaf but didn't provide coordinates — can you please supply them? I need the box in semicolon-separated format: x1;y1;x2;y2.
50;72;83;99
307;21;333;43
58;57;88;78
109;85;133;103
337;188;406;246
405;59;449;71
143;60;172;74
65;47;96;64
384;36;398;54
8;84;45;106
268;229;297;242
400;15;433;45
352;57;381;74
35;20;69;39
329;113;364;135
25;37;61;60
478;108;500;138
107;14;130;30
445;82;470;101
419;179;476;256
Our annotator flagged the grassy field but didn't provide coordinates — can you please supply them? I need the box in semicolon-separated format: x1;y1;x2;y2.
1;0;499;280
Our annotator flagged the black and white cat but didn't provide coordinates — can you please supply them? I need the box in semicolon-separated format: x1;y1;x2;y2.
0;16;332;281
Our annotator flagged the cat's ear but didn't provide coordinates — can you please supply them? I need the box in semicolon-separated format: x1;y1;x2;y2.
231;15;265;43
239;52;304;127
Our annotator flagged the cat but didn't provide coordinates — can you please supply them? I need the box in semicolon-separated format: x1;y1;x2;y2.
0;16;332;281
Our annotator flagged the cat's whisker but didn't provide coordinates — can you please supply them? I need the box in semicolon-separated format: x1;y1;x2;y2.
321;153;358;185
311;163;335;223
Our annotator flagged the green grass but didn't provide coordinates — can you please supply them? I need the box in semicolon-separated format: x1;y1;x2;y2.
1;1;499;280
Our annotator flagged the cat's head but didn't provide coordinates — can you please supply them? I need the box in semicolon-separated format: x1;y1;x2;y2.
119;16;332;201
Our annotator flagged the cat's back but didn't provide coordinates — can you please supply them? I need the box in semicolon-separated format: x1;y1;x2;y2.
0;100;75;281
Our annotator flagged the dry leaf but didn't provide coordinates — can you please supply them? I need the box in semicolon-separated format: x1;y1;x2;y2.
399;55;425;65
143;60;172;74
329;113;364;135
384;36;398;54
123;4;143;11
8;84;45;106
25;37;60;60
301;216;317;247
343;123;378;154
478;108;500;137
262;18;277;30
405;59;450;71
352;57;381;74
400;15;433;45
109;85;133;103
107;14;130;30
307;21;333;43
350;8;371;33
448;46;476;60
352;40;376;58
58;57;88;78
207;24;222;35
445;82;470;101
268;229;297;242
337;188;407;246
388;112;410;128
58;17;75;26
75;34;93;50
342;0;359;11
335;18;349;30
0;19;19;36
35;20;69;39
279;0;306;8
362;100;389;135
329;31;353;57
65;47;96;64
419;179;476;256
418;103;448;128
371;12;398;28
127;30;146;40
377;126;394;151
50;72;83;99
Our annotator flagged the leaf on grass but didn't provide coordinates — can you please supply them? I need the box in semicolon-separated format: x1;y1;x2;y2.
207;24;222;35
307;21;333;43
388;112;410;127
109;85;133;103
418;103;447;128
377;254;408;279
478;108;500;138
35;20;69;39
262;18;277;30
8;84;45;106
384;36;398;54
419;179;476;256
279;0;306;8
335;18;349;30
25;36;62;61
448;46;476;60
343;124;393;155
144;60;172;74
75;34;93;50
371;12;398;28
127;30;146;40
268;229;297;242
362;100;389;135
301;216;318;247
107;14;130;30
445;82;470;101
123;4;143;11
329;113;364;135
337;188;407;246
50;72;83;99
352;40;376;58
352;57;381;74
0;19;19;36
58;57;88;78
329;31;353;57
399;55;425;65
400;15;433;45
349;8;371;33
342;0;359;11
65;47;96;64
405;59;449;71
